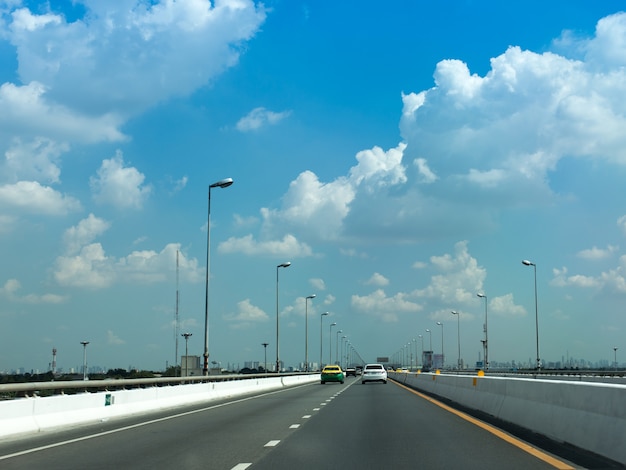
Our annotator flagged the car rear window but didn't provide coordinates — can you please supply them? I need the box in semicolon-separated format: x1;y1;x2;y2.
365;365;383;370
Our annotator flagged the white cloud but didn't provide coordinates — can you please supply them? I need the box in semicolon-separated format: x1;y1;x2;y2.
618;215;626;236
0;82;126;144
489;293;527;317
107;330;125;345
90;151;152;210
223;299;269;328
257;143;408;243
55;224;203;288
416;241;486;305
351;289;422;323
63;214;111;255
218;233;313;257
365;272;389;287
3;137;67;184
5;1;267;117
577;245;618;260
0;278;66;304
0;180;81;215
310;278;326;291
236;107;291;131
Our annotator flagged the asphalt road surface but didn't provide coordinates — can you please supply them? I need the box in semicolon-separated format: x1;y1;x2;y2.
0;376;617;469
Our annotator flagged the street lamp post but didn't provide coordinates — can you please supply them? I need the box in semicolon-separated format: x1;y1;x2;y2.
522;259;540;370
329;322;337;365
80;341;89;381
614;347;619;370
262;342;268;374
335;330;343;364
418;334;423;368
276;261;291;373
425;328;432;351
182;333;192;377
203;177;233;376
320;312;329;369
305;294;316;372
451;311;461;369
436;321;444;368
477;293;488;370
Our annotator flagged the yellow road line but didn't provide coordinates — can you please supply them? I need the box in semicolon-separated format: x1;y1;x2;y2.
392;380;575;470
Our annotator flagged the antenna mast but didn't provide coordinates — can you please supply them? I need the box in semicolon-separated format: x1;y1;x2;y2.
175;249;180;376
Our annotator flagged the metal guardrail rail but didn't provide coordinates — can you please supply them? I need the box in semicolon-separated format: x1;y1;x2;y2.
0;372;318;399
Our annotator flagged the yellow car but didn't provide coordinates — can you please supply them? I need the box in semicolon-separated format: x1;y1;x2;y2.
321;365;344;384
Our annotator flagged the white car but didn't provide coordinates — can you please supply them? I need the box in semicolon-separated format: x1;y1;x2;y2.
361;363;388;384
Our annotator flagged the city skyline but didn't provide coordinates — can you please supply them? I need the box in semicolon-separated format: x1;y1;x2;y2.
1;1;626;373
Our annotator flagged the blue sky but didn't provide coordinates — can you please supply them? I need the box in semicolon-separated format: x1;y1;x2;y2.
1;0;625;373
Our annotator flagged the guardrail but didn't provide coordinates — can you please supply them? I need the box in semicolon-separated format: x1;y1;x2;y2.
0;373;320;439
390;371;626;465
0;372;315;399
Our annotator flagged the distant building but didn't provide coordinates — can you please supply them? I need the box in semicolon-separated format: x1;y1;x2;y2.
181;355;202;376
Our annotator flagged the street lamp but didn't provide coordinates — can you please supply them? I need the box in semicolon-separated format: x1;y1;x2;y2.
425;328;432;351
341;336;347;368
614;347;619;371
320;312;329;369
522;259;540;370
335;330;343;364
262;342;269;374
80;341;89;381
477;293;488;370
451;311;461;369
305;294;316;372
329;322;337;365
276;261;291;373
203;177;233;376
182;333;192;377
418;334;423;368
436;321;444;368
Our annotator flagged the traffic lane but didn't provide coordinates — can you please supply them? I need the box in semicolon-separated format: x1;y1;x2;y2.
252;379;570;470
0;381;346;470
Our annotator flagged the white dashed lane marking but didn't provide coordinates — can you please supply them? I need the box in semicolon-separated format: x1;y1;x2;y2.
265;440;280;447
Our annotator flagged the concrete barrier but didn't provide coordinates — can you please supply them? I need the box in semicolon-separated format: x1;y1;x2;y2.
0;374;319;439
390;372;626;465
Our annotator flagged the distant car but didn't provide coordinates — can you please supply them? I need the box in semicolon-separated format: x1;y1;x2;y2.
355;366;363;375
345;367;356;377
361;363;387;384
321;365;344;384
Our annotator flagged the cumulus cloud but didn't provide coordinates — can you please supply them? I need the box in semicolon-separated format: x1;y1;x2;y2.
351;289;422;323
0;180;81;215
577;245;618;260
415;241;486;304
63;213;111;255
0;278;66;304
310;278;326;291
55;217;203;288
236;107;291;131
365;272;389;287
90;151;152;210
223;299;269;328
218;233;313;258
107;330;125;345
5;1;266;117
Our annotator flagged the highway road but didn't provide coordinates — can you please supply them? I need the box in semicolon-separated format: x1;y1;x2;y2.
0;376;617;469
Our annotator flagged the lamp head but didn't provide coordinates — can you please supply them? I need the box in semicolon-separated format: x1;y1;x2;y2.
477;293;486;298
210;178;233;189
522;259;534;266
278;261;291;268
307;294;316;299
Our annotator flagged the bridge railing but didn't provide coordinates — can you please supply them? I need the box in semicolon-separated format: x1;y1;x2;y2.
0;372;317;399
